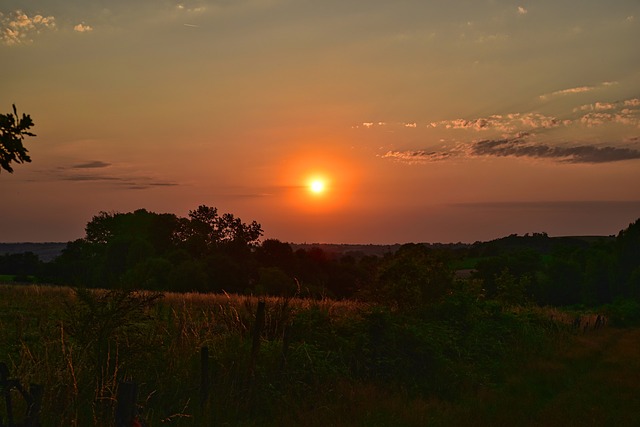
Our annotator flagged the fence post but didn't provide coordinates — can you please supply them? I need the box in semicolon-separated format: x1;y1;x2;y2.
249;300;266;378
200;346;210;409
115;381;137;427
280;325;291;371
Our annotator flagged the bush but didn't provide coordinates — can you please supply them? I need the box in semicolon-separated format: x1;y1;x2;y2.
605;298;640;327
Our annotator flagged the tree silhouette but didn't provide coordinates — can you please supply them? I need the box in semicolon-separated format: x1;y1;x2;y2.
0;105;36;173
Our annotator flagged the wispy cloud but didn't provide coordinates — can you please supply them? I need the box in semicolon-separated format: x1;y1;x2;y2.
384;133;640;165
539;86;595;100
176;2;207;13
517;6;528;15
1;10;56;46
578;100;640;128
382;150;452;163
429;112;567;133
71;160;110;169
469;135;640;163
53;161;178;190
539;81;617;100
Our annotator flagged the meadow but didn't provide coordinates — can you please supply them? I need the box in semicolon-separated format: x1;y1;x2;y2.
4;283;636;426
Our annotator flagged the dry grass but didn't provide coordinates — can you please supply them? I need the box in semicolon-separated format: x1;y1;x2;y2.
3;284;638;426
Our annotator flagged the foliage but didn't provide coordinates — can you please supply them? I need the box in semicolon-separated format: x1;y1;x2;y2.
8;207;640;311
0;285;571;426
49;206;264;292
0;252;41;278
0;105;35;173
175;205;263;256
605;298;640;327
371;244;452;310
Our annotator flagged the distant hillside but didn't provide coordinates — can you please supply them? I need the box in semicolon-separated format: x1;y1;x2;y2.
0;242;67;262
289;242;472;258
468;233;615;257
0;234;614;263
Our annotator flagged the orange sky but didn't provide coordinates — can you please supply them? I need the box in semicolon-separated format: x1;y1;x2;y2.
2;1;640;243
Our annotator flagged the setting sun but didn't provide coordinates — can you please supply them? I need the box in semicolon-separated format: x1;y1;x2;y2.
310;179;325;194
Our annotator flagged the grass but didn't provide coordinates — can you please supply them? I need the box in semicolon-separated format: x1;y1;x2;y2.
1;284;635;426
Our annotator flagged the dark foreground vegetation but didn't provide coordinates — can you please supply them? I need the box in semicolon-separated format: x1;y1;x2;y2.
1;208;640;425
1;284;630;427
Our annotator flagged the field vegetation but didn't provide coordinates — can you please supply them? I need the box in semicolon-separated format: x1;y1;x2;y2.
1;209;640;425
0;284;569;426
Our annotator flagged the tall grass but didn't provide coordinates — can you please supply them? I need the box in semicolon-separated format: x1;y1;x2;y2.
1;284;569;426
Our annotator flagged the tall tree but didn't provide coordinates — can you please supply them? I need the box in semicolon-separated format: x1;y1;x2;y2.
175;205;263;255
0;105;36;173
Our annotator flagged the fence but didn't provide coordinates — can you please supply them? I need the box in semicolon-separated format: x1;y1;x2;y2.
0;362;42;427
115;300;268;426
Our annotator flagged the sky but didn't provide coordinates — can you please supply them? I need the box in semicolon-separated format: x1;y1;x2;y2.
1;0;640;244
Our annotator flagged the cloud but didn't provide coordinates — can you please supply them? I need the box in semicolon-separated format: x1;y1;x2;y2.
61;173;179;189
176;2;207;13
538;82;617;100
570;98;640;128
382;150;452;163
430;112;566;133
1;10;56;45
624;98;640;107
574;102;616;112
73;23;93;32
71;161;111;169
539;86;594;100
469;135;640;163
579;111;640;128
372;96;638;135
517;6;528;15
384;133;640;165
53;161;179;189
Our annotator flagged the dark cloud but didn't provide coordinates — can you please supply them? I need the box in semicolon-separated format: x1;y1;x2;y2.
471;136;640;163
383;133;640;164
52;166;179;189
71;161;111;169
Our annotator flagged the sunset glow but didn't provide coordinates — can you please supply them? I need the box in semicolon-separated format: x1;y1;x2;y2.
1;1;639;244
310;180;325;194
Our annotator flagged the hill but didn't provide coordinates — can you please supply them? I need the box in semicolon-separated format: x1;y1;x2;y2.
0;242;67;262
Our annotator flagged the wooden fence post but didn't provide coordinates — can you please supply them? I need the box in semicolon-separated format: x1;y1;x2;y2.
115;381;137;427
248;300;266;378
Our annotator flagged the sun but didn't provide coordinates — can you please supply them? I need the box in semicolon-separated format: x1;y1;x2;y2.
309;179;325;194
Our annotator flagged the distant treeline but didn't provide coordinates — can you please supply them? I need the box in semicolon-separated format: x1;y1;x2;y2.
1;206;639;308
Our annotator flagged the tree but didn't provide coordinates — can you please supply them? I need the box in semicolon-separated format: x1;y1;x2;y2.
373;244;452;310
0;105;36;173
174;205;263;255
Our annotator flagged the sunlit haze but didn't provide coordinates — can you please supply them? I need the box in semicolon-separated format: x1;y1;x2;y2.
310;180;325;194
1;0;640;244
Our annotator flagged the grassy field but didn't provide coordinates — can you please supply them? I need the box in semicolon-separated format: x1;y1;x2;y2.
1;284;636;426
